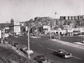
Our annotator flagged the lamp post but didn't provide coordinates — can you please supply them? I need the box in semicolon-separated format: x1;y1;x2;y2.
27;27;31;59
27;26;34;59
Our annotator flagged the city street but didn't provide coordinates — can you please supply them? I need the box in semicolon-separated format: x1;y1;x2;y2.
8;35;84;63
0;0;84;63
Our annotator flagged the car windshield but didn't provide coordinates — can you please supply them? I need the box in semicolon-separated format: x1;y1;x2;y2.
59;51;63;53
37;55;45;58
58;49;68;54
66;53;70;55
73;31;80;32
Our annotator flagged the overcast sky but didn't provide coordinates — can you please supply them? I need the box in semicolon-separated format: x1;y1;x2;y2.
0;0;84;23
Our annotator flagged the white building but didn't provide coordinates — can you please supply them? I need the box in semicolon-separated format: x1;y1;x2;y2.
14;21;21;35
43;25;51;31
0;30;1;38
14;25;21;35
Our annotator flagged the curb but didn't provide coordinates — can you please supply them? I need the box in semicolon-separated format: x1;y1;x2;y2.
50;39;84;49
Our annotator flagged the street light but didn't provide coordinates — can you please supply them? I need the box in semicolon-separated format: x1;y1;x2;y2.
27;27;31;59
27;27;34;59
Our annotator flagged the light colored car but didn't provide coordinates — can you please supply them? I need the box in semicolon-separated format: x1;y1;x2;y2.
53;49;72;59
20;46;34;55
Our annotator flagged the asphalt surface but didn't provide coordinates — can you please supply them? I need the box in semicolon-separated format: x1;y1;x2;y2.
8;35;84;63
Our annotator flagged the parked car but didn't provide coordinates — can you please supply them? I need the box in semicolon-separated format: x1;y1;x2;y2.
34;54;48;63
73;31;81;36
20;47;28;54
20;46;34;55
11;42;18;47
52;49;72;59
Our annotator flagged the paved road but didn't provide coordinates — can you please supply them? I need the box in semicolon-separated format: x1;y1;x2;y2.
8;35;84;63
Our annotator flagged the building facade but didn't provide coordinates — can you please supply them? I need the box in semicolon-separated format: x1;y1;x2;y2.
60;15;84;20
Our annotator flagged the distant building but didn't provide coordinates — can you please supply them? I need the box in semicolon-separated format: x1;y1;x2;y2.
20;22;26;34
0;22;11;38
60;15;84;20
0;23;10;30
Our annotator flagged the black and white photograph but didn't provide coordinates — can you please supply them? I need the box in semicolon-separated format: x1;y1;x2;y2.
0;0;84;63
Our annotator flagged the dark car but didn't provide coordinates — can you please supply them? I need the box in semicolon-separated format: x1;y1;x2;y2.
53;49;72;59
34;55;48;63
73;31;80;36
8;41;19;47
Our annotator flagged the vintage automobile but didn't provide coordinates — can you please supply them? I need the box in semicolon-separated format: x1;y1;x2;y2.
20;46;34;55
34;54;48;63
52;49;72;59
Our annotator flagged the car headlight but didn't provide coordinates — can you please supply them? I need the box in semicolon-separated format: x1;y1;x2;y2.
65;55;69;58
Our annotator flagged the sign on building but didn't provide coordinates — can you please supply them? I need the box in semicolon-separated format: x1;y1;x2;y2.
14;25;20;35
14;21;20;25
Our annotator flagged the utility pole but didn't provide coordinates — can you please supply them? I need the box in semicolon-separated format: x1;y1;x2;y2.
27;27;31;59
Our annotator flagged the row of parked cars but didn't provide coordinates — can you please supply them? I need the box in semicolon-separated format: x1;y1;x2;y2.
3;40;33;56
3;40;52;63
3;35;72;63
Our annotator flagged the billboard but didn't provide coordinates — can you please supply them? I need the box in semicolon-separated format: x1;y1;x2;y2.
0;30;1;38
14;25;20;34
14;21;20;25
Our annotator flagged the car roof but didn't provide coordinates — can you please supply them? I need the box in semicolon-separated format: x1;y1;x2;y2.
37;54;45;57
58;49;68;53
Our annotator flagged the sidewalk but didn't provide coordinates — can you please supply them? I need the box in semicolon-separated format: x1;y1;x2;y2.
50;39;84;49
